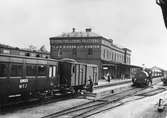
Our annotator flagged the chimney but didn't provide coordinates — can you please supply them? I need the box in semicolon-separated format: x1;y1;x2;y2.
72;28;75;32
85;28;92;32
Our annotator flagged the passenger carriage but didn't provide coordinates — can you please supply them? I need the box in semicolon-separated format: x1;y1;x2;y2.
0;54;59;105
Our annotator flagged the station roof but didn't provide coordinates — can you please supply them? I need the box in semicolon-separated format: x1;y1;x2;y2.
117;63;142;69
102;60;141;69
50;28;131;52
51;28;103;38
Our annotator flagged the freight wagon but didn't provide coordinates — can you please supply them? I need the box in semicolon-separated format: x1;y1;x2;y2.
58;59;98;92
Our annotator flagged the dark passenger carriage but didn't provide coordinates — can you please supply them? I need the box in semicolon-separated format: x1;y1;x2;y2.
0;54;59;105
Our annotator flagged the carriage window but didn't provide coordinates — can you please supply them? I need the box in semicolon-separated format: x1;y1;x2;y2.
11;64;23;76
37;65;47;76
0;63;7;77
26;65;36;76
49;66;52;78
73;66;76;73
53;66;56;77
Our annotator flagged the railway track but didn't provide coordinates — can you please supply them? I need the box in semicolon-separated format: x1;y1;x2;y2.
0;92;78;113
42;78;163;118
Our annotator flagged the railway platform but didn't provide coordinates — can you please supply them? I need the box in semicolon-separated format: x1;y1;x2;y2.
86;77;162;100
86;79;132;100
95;79;131;89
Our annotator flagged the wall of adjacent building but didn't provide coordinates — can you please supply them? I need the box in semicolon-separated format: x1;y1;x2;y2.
0;46;50;58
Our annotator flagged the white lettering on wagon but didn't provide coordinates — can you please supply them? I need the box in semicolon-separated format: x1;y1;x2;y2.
19;84;27;89
19;79;28;89
20;79;28;83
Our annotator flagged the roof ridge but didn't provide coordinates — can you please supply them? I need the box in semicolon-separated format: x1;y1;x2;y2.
55;30;102;38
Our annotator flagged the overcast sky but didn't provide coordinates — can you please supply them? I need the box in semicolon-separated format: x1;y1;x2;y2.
0;0;167;69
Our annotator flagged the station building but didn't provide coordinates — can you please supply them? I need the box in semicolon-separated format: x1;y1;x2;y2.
50;28;139;80
0;44;50;58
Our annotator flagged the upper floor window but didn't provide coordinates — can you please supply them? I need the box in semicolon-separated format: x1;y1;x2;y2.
72;48;77;56
58;48;62;56
112;52;114;61
103;49;106;58
88;48;93;55
107;50;109;59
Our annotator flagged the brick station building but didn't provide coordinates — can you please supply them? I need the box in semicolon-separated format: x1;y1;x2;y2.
50;28;139;80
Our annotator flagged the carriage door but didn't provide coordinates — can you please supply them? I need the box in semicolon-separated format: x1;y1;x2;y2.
79;65;86;86
93;67;98;84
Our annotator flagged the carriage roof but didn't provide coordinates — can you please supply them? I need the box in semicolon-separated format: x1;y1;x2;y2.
0;54;58;65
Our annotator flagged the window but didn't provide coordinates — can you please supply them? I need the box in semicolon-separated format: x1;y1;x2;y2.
36;54;40;57
72;48;77;56
53;66;56;77
73;66;75;73
88;48;93;55
11;64;23;76
25;52;30;56
103;49;105;58
37;65;47;76
3;49;10;54
58;48;62;56
0;63;8;77
49;66;57;77
26;65;36;76
107;50;109;58
49;66;52;78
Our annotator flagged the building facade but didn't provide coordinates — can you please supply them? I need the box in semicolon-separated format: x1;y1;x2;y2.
0;44;50;58
50;28;134;80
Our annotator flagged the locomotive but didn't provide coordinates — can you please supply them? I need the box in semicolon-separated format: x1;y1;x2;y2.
132;69;152;86
0;54;98;106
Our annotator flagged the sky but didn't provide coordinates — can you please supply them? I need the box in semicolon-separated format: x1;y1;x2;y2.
0;0;167;69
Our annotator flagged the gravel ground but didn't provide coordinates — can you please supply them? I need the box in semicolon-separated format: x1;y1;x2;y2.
90;85;167;118
0;98;89;118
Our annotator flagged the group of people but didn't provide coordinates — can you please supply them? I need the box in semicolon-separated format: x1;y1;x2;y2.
102;73;113;82
103;73;127;82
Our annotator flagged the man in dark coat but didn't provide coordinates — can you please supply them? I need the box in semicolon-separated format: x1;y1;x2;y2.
87;76;93;92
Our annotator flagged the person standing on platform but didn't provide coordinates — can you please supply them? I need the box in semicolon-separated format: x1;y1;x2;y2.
148;71;153;85
107;74;111;82
87;76;93;92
